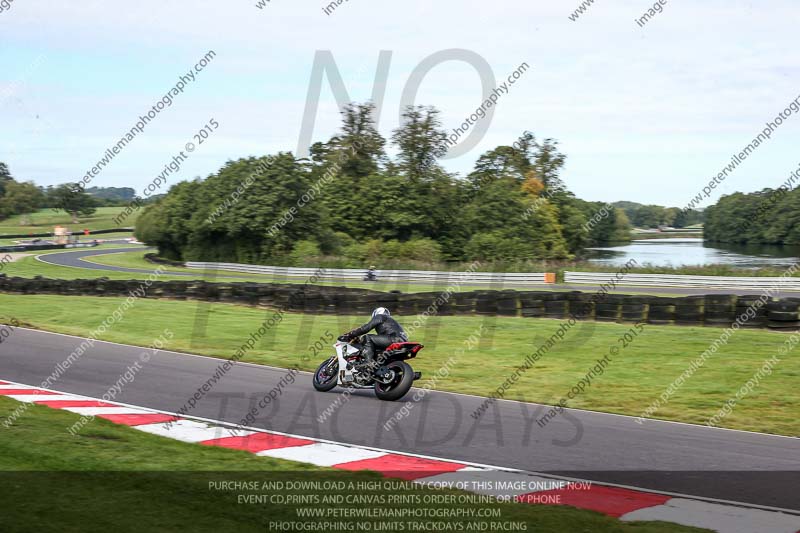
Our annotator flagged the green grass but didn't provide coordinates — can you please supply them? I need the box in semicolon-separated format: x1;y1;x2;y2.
4;248;433;287
0;397;704;533
0;207;137;236
93;230;135;241
1;293;797;436
86;248;279;277
0;248;281;284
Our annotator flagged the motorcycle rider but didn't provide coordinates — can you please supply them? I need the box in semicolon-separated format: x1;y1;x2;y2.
338;307;408;370
363;265;377;281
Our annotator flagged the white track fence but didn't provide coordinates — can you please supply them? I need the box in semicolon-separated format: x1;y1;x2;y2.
185;262;555;286
564;271;800;291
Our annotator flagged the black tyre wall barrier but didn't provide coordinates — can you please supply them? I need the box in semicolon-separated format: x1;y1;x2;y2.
144;253;185;267
1;275;799;330
766;298;800;331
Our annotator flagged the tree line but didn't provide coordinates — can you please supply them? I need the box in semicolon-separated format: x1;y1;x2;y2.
612;201;703;229
704;187;800;244
136;103;634;266
0;162;143;224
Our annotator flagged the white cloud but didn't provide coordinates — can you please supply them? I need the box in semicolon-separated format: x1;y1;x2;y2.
0;0;798;207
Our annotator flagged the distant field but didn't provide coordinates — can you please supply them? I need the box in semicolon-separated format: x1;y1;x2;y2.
0;248;263;283
0;207;136;236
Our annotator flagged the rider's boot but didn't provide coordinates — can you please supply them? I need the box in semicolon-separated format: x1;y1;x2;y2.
356;345;377;374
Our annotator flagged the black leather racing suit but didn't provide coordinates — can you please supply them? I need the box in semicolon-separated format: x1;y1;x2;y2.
346;314;408;365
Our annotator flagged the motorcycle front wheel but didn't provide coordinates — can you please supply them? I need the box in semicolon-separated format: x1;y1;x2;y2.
374;361;414;401
313;356;339;392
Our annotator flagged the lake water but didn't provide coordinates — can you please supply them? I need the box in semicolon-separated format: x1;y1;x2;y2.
585;238;800;269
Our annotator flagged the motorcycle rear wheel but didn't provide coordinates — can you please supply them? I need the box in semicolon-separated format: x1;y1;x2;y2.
374;361;414;401
313;357;339;392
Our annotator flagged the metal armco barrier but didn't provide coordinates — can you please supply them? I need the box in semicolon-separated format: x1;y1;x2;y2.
564;271;800;291
185;262;556;286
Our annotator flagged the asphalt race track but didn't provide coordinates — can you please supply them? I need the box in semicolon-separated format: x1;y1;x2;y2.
35;246;800;297
37;246;193;276
1;327;798;511
37;246;272;281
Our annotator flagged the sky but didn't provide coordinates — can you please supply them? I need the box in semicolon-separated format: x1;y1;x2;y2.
1;0;798;209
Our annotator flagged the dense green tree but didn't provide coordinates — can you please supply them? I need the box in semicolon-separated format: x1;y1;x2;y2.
0;181;45;223
469;145;530;187
47;183;98;223
130;102;649;266
762;191;800;244
391;105;448;181
468;132;538;190
327;102;386;179
673;207;704;228
0;162;13;198
634;205;666;227
609;208;633;241
138;179;205;260
613;201;703;229
530;138;566;193
705;189;800;244
462;178;569;260
537;192;586;253
85;186;136;205
138;154;326;263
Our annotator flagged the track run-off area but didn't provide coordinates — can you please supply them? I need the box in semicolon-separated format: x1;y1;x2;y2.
1;327;798;514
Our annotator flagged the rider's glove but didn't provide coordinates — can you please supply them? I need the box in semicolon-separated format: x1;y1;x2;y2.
338;334;351;342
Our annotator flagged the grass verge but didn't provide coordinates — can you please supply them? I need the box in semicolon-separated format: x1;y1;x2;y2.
0;207;136;236
0;248;277;284
0;396;704;533
1;293;797;436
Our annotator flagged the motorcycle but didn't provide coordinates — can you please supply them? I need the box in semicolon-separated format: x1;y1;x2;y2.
312;336;423;401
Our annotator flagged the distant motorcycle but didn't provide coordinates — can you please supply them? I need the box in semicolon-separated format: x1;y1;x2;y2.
312;337;423;401
363;267;377;281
